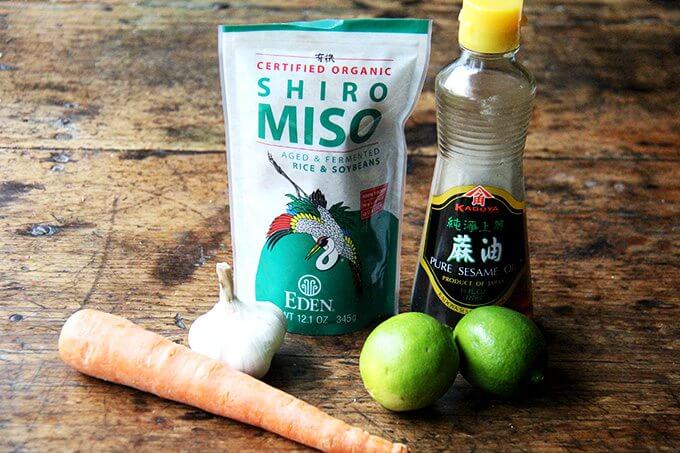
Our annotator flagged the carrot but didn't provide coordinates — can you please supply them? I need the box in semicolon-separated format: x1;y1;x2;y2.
59;309;407;453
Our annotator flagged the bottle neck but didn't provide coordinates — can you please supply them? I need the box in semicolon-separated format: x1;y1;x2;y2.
457;47;519;66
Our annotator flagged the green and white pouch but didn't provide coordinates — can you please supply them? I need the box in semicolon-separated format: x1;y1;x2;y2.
219;19;431;335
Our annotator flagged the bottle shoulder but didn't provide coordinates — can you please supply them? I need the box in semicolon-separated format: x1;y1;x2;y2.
436;54;536;101
512;60;537;92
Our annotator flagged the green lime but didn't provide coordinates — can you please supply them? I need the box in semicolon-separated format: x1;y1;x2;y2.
454;306;547;398
359;312;459;411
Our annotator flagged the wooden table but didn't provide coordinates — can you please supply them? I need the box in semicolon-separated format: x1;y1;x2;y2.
1;1;678;451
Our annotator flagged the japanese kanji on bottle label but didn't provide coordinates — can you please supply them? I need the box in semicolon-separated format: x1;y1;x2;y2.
418;184;527;314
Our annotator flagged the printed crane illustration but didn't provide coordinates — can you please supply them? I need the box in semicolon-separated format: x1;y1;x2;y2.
265;153;362;294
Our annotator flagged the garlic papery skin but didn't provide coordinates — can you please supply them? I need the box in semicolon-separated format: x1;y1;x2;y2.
188;262;287;378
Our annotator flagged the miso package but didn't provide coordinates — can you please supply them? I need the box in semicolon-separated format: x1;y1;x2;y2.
219;19;431;335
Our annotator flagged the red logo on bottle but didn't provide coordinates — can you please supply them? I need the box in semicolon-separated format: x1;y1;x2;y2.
463;185;494;207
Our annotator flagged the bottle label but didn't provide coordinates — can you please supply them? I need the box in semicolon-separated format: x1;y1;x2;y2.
419;185;527;314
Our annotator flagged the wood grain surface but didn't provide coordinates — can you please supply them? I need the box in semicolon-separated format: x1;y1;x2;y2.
1;0;678;451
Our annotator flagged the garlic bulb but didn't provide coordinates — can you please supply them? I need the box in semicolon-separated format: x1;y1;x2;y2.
188;262;287;378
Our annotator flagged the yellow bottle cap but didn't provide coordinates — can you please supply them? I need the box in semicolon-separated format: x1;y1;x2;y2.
458;0;524;54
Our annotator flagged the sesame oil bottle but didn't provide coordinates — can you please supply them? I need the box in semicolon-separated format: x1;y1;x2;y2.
411;0;535;327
